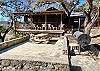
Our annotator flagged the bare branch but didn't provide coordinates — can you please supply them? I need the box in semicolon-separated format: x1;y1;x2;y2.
61;0;79;16
61;2;70;16
70;0;79;13
87;0;93;7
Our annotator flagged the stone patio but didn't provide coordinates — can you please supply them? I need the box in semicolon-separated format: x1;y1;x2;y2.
0;36;100;71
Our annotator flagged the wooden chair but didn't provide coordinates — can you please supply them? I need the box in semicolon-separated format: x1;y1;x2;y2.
42;24;46;30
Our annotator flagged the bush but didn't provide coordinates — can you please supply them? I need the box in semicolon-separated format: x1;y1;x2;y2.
0;26;6;33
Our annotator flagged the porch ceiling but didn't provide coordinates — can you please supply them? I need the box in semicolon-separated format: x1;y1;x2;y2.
13;10;65;16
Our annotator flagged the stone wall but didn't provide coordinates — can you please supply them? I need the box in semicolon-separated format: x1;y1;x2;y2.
0;36;29;50
0;59;70;71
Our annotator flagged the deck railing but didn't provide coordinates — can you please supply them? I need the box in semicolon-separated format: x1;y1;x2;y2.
16;24;65;30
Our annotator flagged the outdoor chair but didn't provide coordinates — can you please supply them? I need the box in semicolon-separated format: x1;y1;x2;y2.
58;25;60;30
47;24;51;30
42;24;46;30
31;24;36;30
51;25;55;30
36;25;39;30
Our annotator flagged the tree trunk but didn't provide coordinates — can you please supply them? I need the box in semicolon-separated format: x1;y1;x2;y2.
84;2;98;35
84;13;98;35
0;21;13;42
84;0;93;35
0;33;2;42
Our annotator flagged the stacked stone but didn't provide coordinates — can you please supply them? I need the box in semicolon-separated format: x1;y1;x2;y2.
0;59;70;71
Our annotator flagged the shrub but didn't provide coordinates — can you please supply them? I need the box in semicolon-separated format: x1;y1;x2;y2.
0;26;6;33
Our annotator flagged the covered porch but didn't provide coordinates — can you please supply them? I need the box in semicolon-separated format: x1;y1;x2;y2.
13;9;85;35
13;10;67;35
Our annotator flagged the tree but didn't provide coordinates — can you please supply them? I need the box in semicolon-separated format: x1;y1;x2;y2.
0;0;29;42
74;3;86;12
60;0;79;70
0;0;13;42
0;21;13;42
70;0;98;35
84;0;98;35
61;0;79;30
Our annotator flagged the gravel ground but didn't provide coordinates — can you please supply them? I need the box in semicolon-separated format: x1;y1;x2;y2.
0;36;100;71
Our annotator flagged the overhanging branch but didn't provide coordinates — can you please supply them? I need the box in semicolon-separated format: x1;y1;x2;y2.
61;2;70;16
61;0;79;16
70;0;79;14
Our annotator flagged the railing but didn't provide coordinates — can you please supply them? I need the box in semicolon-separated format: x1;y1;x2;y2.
16;24;65;30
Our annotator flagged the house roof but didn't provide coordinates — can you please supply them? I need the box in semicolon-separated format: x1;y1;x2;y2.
13;11;85;17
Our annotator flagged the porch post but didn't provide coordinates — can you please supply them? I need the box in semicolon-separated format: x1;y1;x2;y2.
45;14;47;30
60;14;63;30
78;17;81;31
13;15;16;35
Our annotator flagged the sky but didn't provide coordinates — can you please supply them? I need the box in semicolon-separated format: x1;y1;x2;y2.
0;0;85;21
80;0;85;4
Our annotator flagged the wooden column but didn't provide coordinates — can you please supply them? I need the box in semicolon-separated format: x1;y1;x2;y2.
60;14;63;30
12;15;15;29
45;14;47;30
78;17;81;31
98;7;100;17
13;15;16;35
30;16;33;29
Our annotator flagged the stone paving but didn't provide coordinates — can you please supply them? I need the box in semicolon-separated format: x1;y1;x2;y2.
0;41;68;64
71;55;100;71
0;36;100;71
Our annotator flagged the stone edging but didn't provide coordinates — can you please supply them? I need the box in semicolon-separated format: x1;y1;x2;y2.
0;36;29;50
0;59;70;71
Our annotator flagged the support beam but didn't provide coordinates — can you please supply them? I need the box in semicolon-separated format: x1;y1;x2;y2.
78;17;81;31
60;14;63;30
45;14;47;30
12;15;15;29
13;15;16;35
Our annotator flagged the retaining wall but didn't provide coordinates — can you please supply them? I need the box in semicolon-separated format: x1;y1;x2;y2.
0;36;30;50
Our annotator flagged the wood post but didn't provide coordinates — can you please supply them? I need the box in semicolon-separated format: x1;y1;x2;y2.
66;37;71;70
45;14;47;30
60;14;63;30
13;15;16;35
78;17;81;31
